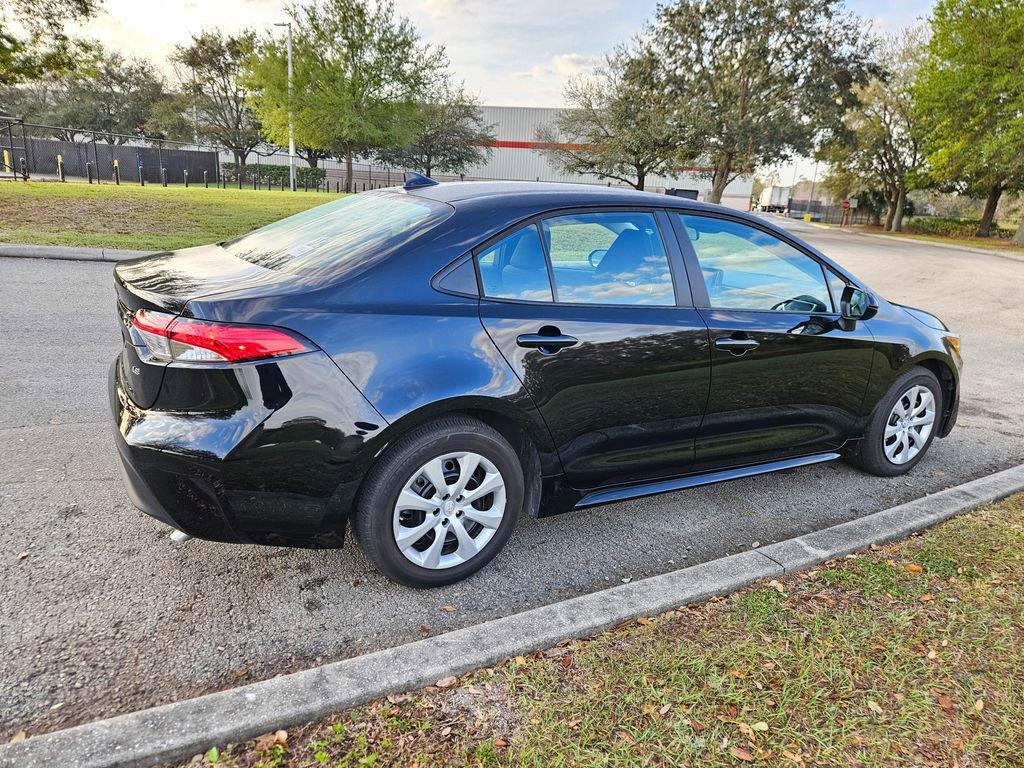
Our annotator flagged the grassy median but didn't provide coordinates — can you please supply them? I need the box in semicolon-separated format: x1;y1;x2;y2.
177;493;1024;768
0;181;339;251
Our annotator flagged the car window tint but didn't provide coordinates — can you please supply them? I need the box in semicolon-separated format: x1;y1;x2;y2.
476;225;553;302
223;191;452;274
825;268;846;312
679;215;831;313
540;212;674;306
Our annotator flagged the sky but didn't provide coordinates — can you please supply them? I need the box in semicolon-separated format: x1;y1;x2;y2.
73;0;935;180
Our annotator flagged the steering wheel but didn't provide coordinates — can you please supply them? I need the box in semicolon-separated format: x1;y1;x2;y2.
770;295;828;313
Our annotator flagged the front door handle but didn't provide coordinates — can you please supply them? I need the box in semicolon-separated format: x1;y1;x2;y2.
714;336;760;355
517;331;579;353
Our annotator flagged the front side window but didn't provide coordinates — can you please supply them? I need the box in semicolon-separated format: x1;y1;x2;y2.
680;215;833;313
541;212;675;306
224;191;453;274
476;225;553;302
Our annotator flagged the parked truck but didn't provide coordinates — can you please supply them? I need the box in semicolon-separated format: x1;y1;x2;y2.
757;185;791;213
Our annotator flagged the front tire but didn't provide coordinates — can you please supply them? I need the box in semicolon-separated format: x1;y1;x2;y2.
353;416;523;587
849;366;942;477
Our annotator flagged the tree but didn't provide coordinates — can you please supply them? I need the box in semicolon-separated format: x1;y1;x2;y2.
172;30;262;164
374;82;494;177
820;29;929;231
3;48;188;141
915;0;1024;239
0;0;99;91
55;51;186;142
646;0;874;203
245;0;445;192
537;51;688;191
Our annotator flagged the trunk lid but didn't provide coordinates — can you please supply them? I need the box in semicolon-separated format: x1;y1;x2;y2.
113;245;299;409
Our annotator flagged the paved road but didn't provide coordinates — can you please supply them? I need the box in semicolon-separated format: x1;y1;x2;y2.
2;221;1022;739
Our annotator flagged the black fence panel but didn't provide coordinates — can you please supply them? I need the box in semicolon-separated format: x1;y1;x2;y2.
14;137;218;184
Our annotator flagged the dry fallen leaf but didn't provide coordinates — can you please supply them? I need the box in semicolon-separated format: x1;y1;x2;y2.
920;593;935;603
8;731;26;744
782;749;804;763
937;694;954;715
690;719;707;732
435;676;458;688
751;722;769;732
493;738;508;748
637;617;654;625
441;604;457;613
441;726;452;737
514;656;527;667
974;699;984;712
903;563;923;573
867;700;884;715
730;746;755;762
254;730;287;751
738;722;755;739
659;703;672;716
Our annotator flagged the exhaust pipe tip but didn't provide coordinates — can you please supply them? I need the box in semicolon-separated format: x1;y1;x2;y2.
169;529;192;544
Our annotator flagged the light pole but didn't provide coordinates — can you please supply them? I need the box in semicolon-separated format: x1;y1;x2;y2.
274;22;296;191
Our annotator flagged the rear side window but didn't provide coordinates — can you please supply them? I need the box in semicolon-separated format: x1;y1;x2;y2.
540;211;674;305
223;192;452;273
476;226;554;302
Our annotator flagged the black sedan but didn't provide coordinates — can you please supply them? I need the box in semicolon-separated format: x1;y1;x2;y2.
110;178;962;586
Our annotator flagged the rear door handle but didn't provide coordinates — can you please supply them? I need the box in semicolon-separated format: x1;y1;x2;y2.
714;336;760;355
517;333;579;352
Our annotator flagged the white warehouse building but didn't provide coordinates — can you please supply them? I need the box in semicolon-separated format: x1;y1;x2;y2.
443;105;753;211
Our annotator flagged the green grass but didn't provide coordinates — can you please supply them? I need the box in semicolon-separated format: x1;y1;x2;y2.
860;227;1024;255
0;180;341;251
177;493;1024;767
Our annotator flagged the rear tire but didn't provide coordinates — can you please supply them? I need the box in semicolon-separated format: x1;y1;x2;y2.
848;366;942;477
353;416;523;587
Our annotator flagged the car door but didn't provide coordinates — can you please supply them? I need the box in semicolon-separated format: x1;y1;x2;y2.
671;212;875;470
476;208;711;491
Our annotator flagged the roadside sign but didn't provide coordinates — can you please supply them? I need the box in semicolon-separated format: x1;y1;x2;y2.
849;198;859;209
842;200;851;210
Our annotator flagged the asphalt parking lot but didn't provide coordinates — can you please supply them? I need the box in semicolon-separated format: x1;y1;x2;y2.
2;219;1022;739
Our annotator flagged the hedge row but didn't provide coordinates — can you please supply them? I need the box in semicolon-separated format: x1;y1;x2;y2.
903;216;1014;239
220;163;327;187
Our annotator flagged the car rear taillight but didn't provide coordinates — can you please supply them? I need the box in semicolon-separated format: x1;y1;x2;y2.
130;309;311;364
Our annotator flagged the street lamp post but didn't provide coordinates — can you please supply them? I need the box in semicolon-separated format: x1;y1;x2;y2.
274;22;296;192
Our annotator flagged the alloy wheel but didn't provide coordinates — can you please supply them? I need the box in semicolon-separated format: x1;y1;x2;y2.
392;451;506;570
883;384;936;465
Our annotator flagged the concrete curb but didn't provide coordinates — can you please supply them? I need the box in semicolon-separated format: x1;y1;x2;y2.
4;463;1024;768
0;243;153;262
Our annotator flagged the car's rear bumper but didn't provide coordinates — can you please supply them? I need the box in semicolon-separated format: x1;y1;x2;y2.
108;350;387;549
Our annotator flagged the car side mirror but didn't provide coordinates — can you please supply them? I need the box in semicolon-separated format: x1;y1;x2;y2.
840;285;878;323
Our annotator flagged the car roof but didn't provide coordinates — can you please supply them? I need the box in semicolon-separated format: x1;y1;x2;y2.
399;180;730;213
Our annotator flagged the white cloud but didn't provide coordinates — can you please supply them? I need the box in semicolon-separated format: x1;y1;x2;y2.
513;53;603;80
71;0;649;105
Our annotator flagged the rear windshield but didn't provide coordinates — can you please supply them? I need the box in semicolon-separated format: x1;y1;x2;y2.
222;191;453;273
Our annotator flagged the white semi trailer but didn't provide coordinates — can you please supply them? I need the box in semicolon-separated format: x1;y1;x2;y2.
757;186;791;213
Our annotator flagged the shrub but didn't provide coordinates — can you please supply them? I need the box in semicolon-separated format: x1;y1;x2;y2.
220;162;327;188
297;166;326;188
903;216;1014;239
